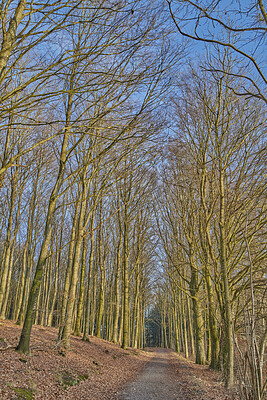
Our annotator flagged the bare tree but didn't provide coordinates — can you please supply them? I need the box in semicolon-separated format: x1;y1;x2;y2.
166;0;267;103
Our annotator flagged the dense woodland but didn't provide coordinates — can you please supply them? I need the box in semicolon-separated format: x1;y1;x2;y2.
0;1;266;399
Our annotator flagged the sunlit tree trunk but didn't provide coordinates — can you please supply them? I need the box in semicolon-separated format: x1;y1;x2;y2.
122;210;129;349
181;290;189;358
90;265;97;336
1;245;14;319
95;262;105;338
219;168;234;387
112;229;122;343
74;237;87;336
0;173;16;310
58;188;81;340
186;294;195;356
1;176;22;319
172;286;180;353
200;152;220;369
40;256;52;326
47;256;59;327
61;177;87;349
132;263;140;348
83;211;96;341
189;243;206;365
47;211;65;327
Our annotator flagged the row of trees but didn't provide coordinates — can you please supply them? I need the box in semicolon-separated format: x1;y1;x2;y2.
0;134;157;349
0;0;173;354
0;1;266;398
151;61;266;397
149;2;266;396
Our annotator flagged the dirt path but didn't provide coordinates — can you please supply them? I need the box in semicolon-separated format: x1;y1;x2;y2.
117;349;182;400
117;349;233;400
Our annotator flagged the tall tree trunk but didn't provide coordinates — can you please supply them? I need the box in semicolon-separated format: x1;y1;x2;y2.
186;293;195;356
47;214;65;327
132;263;140;348
122;216;129;349
0;176;16;309
16;171;39;324
90;265;97;336
1;179;22;319
0;245;14;318
205;267;220;369
200;166;220;369
47;254;59;327
83;212;95;341
219;169;234;387
95;263;105;338
74;237;87;336
181;291;189;358
118;296;123;345
61;179;87;349
112;231;122;343
171;285;180;353
190;263;206;365
14;246;27;321
42;257;52;326
58;189;81;340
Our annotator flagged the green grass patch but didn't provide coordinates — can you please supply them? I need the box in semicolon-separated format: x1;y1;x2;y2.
56;370;89;389
11;387;34;400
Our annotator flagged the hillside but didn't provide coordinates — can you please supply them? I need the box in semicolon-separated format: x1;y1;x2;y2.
0;320;150;400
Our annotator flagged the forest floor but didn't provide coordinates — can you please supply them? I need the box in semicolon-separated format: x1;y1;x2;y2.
0;320;238;400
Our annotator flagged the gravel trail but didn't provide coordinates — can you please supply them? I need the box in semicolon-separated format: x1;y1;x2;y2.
117;349;182;400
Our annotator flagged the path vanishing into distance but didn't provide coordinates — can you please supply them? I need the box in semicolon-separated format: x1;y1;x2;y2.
117;349;206;400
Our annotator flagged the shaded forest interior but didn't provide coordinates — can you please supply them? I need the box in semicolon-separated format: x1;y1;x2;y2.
0;1;266;400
